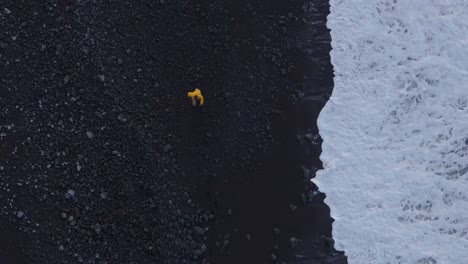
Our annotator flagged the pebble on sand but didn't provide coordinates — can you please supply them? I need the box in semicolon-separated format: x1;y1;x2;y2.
86;131;94;139
16;211;25;219
163;144;173;153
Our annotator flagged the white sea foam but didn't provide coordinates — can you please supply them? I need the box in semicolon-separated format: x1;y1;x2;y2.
313;0;468;263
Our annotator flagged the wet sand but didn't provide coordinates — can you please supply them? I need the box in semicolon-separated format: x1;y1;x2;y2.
0;0;345;263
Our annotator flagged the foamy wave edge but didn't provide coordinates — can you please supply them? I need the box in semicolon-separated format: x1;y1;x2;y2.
313;0;468;263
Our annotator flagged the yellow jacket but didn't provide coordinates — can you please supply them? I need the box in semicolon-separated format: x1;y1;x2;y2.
187;88;204;106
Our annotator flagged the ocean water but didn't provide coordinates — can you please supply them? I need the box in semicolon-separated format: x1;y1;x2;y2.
313;0;468;263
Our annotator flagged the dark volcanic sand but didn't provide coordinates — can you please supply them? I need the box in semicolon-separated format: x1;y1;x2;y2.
0;0;346;263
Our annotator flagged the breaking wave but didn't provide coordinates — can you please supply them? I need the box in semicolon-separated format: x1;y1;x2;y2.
314;0;468;263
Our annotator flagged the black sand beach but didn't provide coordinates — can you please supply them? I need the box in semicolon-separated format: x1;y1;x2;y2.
0;0;346;263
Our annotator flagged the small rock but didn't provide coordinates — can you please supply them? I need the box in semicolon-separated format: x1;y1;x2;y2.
66;189;75;198
117;114;126;122
273;228;280;235
289;204;297;213
271;253;277;261
321;235;335;248
281;26;287;34
94;224;102;233
194;226;204;235
86;131;94;139
163;144;173;153
16;211;24;219
295;254;305;260
290;237;299;249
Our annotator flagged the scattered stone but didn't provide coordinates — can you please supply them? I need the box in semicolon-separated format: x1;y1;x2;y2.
16;211;24;219
307;191;315;202
295;254;305;260
289;204;297;213
117;114;126;122
97;74;105;82
194;226;204;235
86;131;94;139
321;235;335;248
289;237;299;249
281;26;287;34
94;224;102;233
163;144;173;153
300;193;307;204
273;228;280;235
66;189;75;198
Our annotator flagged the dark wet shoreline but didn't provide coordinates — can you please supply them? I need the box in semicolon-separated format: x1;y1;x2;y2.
0;0;345;263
